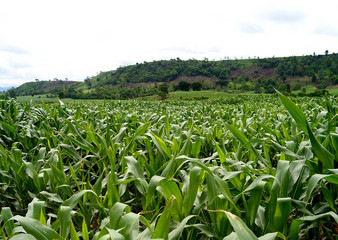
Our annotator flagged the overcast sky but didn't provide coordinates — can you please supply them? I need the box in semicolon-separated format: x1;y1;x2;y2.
1;0;338;87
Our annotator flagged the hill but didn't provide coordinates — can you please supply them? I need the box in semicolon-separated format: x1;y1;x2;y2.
15;80;79;96
13;52;338;99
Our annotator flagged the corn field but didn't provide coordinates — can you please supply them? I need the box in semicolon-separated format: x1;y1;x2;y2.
0;93;337;240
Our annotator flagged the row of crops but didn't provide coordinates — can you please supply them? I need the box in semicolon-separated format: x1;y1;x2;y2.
0;94;337;239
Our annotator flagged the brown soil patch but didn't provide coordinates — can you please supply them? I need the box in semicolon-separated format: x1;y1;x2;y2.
122;76;220;88
229;67;277;79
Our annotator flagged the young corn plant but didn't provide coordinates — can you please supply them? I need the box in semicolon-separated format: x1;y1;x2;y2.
0;96;337;239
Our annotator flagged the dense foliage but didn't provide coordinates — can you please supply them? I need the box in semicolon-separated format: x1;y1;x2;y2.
90;53;338;86
15;80;78;97
12;53;338;99
0;95;337;239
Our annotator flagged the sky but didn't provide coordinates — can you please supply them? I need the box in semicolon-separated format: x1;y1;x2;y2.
1;0;338;87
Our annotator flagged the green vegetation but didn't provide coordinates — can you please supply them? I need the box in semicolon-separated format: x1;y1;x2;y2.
15;79;78;96
0;95;337;239
11;52;338;100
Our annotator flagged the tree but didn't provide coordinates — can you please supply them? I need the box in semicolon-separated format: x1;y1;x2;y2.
58;91;65;99
254;82;261;93
293;83;302;91
191;82;202;91
278;84;287;92
158;83;169;100
301;87;306;95
8;88;16;98
319;80;327;89
158;83;169;94
85;77;92;87
158;91;168;100
178;81;190;91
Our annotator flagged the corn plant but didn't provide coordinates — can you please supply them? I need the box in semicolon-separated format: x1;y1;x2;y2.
0;95;337;239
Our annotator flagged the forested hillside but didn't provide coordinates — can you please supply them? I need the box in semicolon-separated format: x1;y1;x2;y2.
12;52;338;99
90;53;338;86
15;80;78;96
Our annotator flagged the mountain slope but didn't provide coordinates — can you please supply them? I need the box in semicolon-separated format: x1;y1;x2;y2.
15;80;78;96
15;52;338;99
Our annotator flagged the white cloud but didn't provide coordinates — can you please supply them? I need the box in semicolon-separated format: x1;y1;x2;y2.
314;23;338;37
0;0;338;87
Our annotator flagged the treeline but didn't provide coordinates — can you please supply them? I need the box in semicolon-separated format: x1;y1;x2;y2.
58;81;203;100
13;51;338;100
15;80;78;96
88;52;338;87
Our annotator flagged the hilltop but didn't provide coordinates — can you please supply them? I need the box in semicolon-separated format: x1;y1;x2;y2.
15;79;78;96
12;52;338;99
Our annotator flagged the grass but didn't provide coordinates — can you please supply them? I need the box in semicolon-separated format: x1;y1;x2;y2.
327;86;338;95
140;90;257;100
291;85;317;94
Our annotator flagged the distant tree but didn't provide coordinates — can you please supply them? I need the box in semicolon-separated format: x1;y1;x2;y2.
158;83;169;100
158;91;168;100
8;88;16;98
278;84;287;92
293;83;302;91
178;81;190;91
58;91;64;99
254;82;261;93
85;77;92;87
240;83;250;91
158;83;169;94
319;80;327;89
215;80;228;87
191;82;203;91
219;70;229;80
260;87;265;93
301;87;306;94
264;85;275;93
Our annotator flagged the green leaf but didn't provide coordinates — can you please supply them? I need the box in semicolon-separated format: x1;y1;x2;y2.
11;216;63;240
146;175;165;209
246;181;265;227
289;211;338;240
70;219;79;240
305;174;330;203
106;228;125;240
153;196;175;240
168;215;195;240
307;122;334;169
214;140;228;165
58;206;71;239
119;213;140;240
273;198;291;234
62;190;97;210
1;207;15;238
11;234;37;240
147;132;171;159
182;166;201;216
276;90;308;134
220;210;258;240
109;202;131;229
82;217;89;240
258;232;286;240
